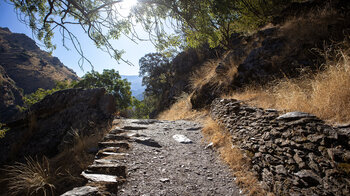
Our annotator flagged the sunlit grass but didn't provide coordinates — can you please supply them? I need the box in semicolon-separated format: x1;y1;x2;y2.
227;47;350;123
202;117;272;196
157;94;208;121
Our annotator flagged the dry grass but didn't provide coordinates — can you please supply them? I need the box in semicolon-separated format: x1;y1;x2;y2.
202;117;272;196
228;47;350;123
1;125;110;195
157;94;208;121
190;57;238;91
48;128;109;192
3;157;56;196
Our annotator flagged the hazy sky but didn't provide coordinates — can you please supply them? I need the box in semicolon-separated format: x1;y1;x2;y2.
0;0;156;77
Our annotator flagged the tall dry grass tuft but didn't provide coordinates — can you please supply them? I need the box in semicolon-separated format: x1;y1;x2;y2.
202;117;272;196
229;46;350;123
158;94;208;121
190;57;238;91
190;60;218;90
48;128;109;192
1;125;111;195
3;157;56;196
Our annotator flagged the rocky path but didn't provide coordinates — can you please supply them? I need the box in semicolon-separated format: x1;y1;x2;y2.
62;119;240;196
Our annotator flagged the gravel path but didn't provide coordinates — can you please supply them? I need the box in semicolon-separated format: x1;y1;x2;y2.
117;119;240;196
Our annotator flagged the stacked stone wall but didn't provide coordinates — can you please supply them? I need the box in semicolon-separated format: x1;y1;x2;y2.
210;98;350;195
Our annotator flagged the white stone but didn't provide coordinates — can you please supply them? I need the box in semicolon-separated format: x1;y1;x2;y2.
81;171;118;182
277;111;315;120
61;186;99;196
172;134;192;144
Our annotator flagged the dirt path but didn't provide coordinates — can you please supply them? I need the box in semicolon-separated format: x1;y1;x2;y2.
117;119;240;196
62;119;240;196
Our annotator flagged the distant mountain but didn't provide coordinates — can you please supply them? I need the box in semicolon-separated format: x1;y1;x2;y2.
0;27;79;94
0;27;79;122
121;75;145;100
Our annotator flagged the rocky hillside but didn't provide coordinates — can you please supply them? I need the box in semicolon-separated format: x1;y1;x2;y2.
0;65;23;123
0;27;78;94
0;27;79;122
153;0;350;114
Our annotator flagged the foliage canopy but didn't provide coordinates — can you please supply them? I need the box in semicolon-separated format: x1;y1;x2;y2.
8;0;299;67
138;52;173;115
23;80;73;108
74;69;132;110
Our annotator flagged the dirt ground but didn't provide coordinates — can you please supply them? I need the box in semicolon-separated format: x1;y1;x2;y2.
117;119;240;196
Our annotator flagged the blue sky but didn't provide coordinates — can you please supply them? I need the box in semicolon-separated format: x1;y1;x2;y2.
0;0;156;77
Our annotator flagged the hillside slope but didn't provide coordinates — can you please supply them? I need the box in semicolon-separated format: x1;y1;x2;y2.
156;0;350;123
0;27;78;94
0;65;23;122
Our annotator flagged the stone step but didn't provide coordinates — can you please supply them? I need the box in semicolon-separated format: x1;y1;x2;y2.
112;119;121;125
98;141;130;149
81;172;122;183
95;151;129;159
86;164;126;178
101;147;121;153
109;128;124;134
61;186;100;196
131;119;159;125
103;134;129;141
122;125;148;130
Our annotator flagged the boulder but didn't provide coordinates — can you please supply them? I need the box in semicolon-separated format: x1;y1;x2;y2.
0;88;115;164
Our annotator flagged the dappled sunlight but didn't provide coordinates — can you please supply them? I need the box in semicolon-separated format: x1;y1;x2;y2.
114;0;139;16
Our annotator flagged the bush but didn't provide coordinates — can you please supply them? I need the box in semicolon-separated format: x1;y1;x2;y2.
0;123;9;138
23;80;73;109
74;69;132;110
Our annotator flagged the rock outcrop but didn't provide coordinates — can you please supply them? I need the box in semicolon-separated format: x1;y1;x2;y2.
0;27;79;94
0;88;115;164
211;98;350;195
0;65;23;122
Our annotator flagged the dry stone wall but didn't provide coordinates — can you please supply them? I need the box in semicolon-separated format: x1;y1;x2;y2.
210;98;350;195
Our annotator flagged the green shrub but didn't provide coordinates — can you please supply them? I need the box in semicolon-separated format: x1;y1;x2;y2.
0;123;9;138
23;80;74;109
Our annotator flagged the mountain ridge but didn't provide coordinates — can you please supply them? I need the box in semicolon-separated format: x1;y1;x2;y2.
0;27;79;94
121;75;145;100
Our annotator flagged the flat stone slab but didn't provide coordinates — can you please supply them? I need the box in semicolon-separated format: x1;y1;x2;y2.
94;158;124;165
277;112;316;120
97;151;129;158
101;147;120;152
131;119;159;125
172;134;192;144
87;164;126;177
109;128;124;134
104;134;129;141
82;171;119;183
133;137;162;148
98;141;130;149
61;186;99;196
122;125;148;130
